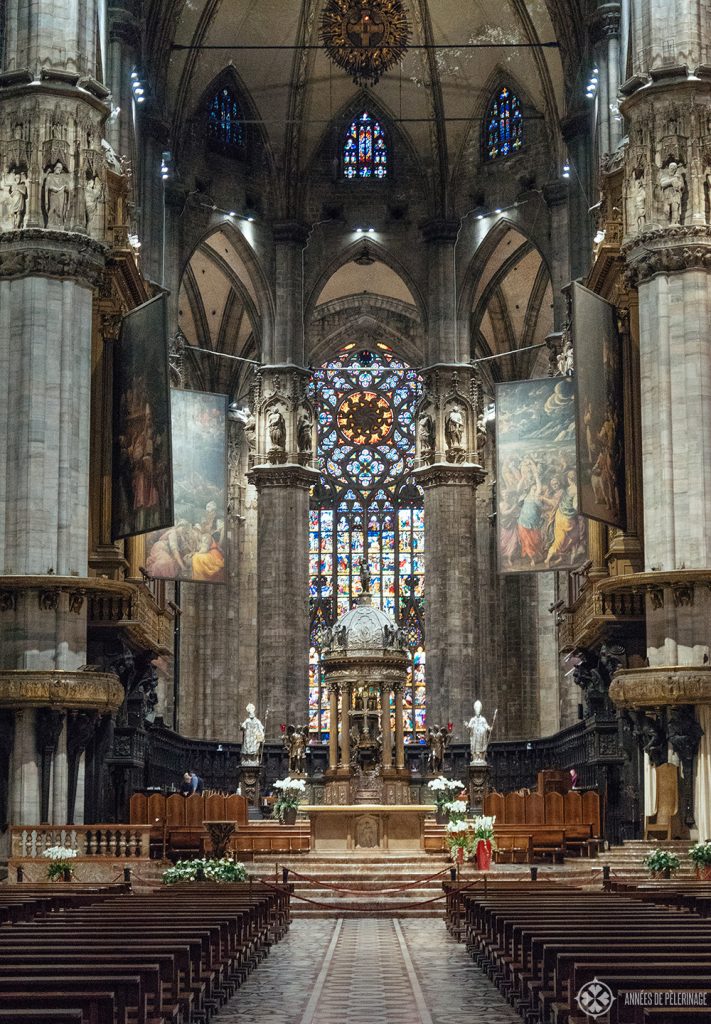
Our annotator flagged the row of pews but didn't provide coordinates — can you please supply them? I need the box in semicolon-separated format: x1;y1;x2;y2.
444;879;711;1023
0;880;292;1024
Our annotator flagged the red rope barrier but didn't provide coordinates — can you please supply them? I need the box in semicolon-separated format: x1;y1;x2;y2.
280;863;451;894
253;873;486;912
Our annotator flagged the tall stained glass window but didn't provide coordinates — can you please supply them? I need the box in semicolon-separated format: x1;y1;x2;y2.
207;86;244;153
485;86;524;160
343;111;388;178
308;345;425;744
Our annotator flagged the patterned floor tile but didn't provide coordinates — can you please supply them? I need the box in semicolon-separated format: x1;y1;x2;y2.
215;918;519;1024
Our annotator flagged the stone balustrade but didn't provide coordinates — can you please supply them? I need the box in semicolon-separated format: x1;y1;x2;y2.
11;824;152;859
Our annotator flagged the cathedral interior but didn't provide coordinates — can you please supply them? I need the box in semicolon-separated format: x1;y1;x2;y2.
2;2;711;1016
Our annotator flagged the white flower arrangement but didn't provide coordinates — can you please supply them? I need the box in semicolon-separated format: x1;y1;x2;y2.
163;857;247;884
42;845;78;880
446;820;471;835
43;846;78;860
472;815;496;839
273;776;306;820
443;800;468;822
427;776;464;793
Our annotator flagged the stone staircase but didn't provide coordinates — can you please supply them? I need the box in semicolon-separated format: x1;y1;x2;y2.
247;851;454;918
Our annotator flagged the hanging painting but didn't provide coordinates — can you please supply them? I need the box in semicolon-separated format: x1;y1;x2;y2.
144;389;228;584
572;282;626;529
112;295;173;540
496;377;587;573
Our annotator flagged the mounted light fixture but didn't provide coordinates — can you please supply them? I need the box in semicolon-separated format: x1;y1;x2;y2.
353;243;376;266
321;0;410;86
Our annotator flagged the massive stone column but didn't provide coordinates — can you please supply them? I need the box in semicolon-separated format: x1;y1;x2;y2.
415;221;486;732
609;6;711;834
249;224;317;735
0;0;122;844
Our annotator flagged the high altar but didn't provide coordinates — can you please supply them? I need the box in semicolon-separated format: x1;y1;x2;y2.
304;580;435;849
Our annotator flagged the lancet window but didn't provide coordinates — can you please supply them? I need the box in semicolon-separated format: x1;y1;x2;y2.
308;345;425;744
343;111;388;178
484;86;524;160
207;86;244;152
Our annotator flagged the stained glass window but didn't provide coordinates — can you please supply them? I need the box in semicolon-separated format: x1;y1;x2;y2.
343;111;388;178
485;86;524;160
207;86;244;152
308;345;425;744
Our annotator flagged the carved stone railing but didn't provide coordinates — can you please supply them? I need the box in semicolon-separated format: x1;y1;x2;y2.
596;569;711;612
559;581;645;651
0;575;173;654
11;824;152;858
0;670;123;711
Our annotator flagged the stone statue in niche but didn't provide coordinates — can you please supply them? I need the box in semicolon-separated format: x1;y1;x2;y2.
297;408;312;454
634;175;646;231
84;166;104;234
266;407;286;450
43;160;72;228
243;411;256;453
418;412;435;458
465;701;496;765
445;405;466;462
556;337;574;377
659;161;686;225
7;170;28;229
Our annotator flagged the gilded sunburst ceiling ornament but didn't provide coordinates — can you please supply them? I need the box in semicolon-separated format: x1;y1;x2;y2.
320;0;411;86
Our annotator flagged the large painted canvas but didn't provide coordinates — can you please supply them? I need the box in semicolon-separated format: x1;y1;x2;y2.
496;377;588;573
112;295;173;540
572;282;626;529
144;389;228;584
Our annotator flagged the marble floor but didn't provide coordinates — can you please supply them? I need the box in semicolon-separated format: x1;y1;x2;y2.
217;918;519;1024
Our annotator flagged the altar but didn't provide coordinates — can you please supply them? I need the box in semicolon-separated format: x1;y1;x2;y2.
304;804;435;852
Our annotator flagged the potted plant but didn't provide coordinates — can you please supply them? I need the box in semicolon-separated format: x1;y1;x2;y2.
273;776;306;824
42;845;78;882
427;776;465;824
445;820;473;867
162;857;247;884
472;815;497;871
689;841;711;880
643;848;681;879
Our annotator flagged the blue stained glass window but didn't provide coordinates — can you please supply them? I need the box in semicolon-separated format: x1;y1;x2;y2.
485;86;524;160
343;112;388;179
308;344;425;744
207;86;244;152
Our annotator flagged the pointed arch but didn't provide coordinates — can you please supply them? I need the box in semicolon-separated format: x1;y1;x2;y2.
304;237;427;330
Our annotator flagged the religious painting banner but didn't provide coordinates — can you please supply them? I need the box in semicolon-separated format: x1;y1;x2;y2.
144;389;228;584
112;295;173;540
572;282;626;529
496;377;587;573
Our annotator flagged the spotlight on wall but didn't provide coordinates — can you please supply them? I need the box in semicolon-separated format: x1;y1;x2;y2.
131;69;146;104
160;151;172;181
562;162;571;179
548;599;565;613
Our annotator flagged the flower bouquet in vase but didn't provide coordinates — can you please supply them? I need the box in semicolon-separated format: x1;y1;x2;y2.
445;820;473;867
43;845;78;881
273;776;306;824
689;841;711;880
427;776;465;824
472;815;497;871
643;848;680;879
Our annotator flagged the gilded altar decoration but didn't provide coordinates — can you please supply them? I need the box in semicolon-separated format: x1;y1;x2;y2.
320;0;410;86
495;377;587;573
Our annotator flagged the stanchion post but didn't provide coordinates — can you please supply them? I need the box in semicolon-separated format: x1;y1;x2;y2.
123;866;132;884
602;864;611;889
449;867;457;882
530;866;538;881
282;866;289;884
16;866;23;882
